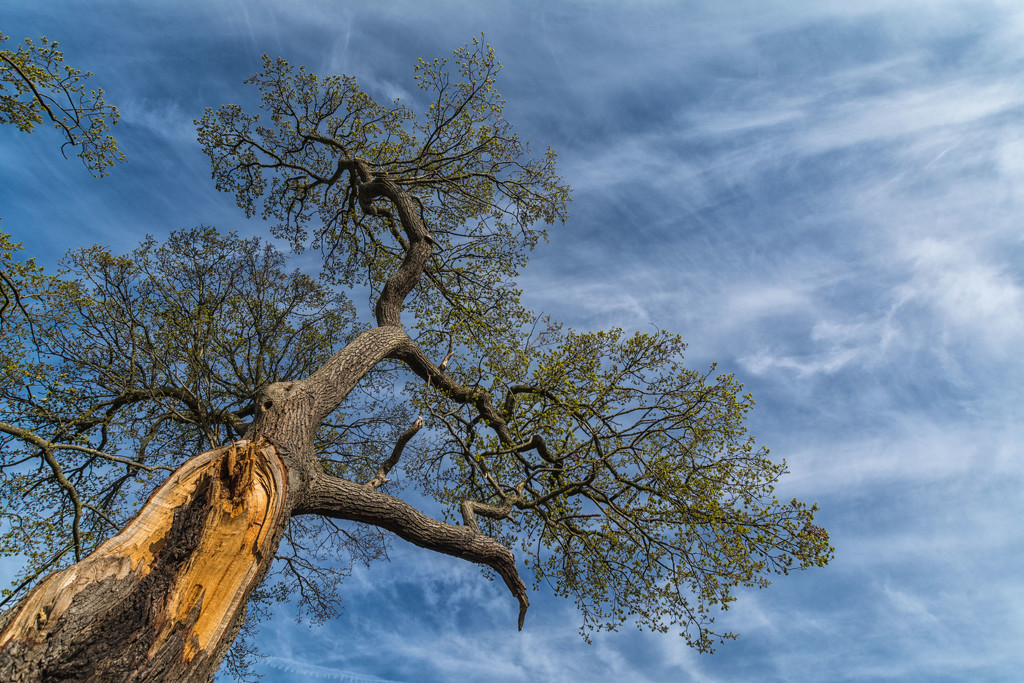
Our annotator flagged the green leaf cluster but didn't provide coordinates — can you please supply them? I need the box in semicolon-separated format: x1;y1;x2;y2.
0;32;124;176
408;323;833;650
196;36;569;336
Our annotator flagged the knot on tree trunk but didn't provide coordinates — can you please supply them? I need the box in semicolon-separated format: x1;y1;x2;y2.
255;381;299;414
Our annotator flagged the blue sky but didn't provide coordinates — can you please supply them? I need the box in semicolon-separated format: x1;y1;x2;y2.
3;1;1024;680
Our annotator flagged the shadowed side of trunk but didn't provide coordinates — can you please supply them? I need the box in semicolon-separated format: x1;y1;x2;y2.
0;439;289;682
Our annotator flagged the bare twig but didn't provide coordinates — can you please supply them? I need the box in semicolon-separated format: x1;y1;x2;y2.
366;416;423;489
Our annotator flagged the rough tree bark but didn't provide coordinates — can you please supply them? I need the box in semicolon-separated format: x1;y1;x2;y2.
0;440;288;681
0;165;530;681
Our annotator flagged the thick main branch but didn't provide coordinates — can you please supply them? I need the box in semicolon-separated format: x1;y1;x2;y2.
296;472;529;629
391;338;516;444
354;167;438;327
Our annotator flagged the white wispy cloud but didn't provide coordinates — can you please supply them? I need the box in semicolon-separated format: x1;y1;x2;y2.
792;79;1024;156
119;96;199;146
263;657;403;682
894;237;1024;353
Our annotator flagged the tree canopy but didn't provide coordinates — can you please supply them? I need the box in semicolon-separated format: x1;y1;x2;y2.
0;229;390;603
0;36;831;677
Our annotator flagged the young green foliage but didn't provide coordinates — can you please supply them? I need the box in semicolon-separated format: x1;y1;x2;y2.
0;230;51;341
196;36;569;339
0;32;124;331
0;32;124;176
408;324;832;650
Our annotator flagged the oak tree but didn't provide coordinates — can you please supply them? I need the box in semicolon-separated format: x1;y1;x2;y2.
0;39;832;681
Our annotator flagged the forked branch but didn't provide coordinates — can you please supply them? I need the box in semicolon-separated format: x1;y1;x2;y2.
460;482;525;532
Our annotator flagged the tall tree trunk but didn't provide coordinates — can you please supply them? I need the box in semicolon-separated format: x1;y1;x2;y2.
0;439;289;682
0;327;406;681
0;328;531;681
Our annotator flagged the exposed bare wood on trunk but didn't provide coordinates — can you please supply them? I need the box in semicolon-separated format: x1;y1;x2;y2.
0;439;289;682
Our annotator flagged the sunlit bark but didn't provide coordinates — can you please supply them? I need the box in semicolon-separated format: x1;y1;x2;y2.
0;440;288;682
